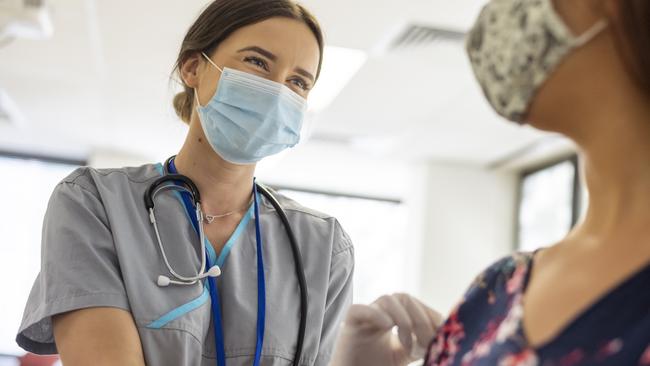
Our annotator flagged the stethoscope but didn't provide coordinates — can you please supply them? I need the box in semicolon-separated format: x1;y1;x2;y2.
144;156;308;366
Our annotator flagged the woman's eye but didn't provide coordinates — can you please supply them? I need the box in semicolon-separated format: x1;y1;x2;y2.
290;78;309;91
244;56;269;71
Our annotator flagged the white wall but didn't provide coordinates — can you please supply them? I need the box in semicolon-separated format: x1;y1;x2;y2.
418;163;517;314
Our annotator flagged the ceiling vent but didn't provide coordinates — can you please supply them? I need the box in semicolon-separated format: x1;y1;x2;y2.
0;0;53;40
388;24;465;51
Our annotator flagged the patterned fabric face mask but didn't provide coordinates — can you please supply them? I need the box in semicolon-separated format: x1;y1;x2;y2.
466;0;607;122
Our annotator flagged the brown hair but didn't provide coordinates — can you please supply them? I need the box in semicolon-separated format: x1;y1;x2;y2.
172;0;324;123
617;0;650;93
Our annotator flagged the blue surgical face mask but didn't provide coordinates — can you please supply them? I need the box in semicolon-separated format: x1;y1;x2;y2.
195;52;308;165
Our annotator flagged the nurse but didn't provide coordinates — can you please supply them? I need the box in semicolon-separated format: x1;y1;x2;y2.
16;1;354;365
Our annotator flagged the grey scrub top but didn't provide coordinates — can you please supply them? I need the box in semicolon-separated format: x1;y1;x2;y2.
16;164;354;366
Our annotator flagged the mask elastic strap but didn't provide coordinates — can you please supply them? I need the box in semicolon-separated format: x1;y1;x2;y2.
201;52;224;73
194;87;203;109
194;53;224;109
574;19;608;47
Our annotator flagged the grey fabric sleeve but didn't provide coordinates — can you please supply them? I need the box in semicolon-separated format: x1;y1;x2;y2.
16;180;130;354
314;222;354;366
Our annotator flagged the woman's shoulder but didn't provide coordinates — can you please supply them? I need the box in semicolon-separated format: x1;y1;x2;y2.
426;253;535;363
259;186;353;255
259;186;334;220
461;252;534;307
54;163;163;197
61;163;162;185
469;252;534;295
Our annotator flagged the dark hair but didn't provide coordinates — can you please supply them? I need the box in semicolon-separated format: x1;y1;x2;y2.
172;0;324;123
617;0;650;93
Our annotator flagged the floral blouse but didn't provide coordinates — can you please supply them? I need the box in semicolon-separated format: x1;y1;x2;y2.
425;253;650;366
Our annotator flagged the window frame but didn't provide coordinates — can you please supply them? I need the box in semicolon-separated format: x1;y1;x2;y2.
271;185;402;205
0;149;87;166
515;154;581;250
271;185;412;304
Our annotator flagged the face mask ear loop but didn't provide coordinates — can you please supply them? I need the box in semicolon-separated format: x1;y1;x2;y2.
201;52;224;73
194;87;203;109
194;53;225;110
573;19;608;47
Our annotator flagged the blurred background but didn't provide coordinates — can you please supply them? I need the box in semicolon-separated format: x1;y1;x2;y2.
0;0;586;362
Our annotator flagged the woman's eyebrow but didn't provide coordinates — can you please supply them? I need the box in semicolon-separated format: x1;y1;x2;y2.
295;67;315;82
237;46;277;61
238;45;315;81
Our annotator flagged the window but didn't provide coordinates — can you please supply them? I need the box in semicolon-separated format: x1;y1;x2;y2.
517;157;580;252
276;188;410;304
0;152;83;356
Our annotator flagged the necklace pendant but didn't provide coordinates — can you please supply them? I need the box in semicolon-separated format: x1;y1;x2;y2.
204;215;216;224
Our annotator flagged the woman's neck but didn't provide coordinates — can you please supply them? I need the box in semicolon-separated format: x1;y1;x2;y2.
570;91;650;245
174;123;256;215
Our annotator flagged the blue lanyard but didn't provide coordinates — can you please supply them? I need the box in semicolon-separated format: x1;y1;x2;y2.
168;159;266;366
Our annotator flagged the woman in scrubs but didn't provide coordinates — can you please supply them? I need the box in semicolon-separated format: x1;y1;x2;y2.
16;1;354;365
332;0;650;365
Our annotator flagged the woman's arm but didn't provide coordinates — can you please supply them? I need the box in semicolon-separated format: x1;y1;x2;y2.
53;307;146;366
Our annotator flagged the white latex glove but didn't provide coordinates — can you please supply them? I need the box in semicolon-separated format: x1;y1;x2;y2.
330;293;444;366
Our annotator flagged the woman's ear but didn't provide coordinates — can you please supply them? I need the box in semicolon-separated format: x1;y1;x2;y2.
180;53;202;88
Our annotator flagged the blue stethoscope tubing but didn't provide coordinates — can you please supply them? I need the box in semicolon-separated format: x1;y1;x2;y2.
144;156;308;366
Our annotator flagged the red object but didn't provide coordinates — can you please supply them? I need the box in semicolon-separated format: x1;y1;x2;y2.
18;353;59;366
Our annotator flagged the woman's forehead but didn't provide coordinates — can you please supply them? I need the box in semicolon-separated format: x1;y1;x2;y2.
218;18;320;69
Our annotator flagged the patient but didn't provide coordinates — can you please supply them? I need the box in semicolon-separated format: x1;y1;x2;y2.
331;0;650;365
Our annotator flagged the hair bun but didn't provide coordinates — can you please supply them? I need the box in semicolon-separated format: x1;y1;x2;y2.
173;90;193;124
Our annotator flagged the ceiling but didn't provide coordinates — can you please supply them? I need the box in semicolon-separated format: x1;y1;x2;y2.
0;0;547;165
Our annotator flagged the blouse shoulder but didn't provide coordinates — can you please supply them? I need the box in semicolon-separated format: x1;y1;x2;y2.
464;252;534;303
425;252;534;364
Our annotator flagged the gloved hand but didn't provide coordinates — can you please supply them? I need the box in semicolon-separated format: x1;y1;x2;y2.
330;293;443;366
